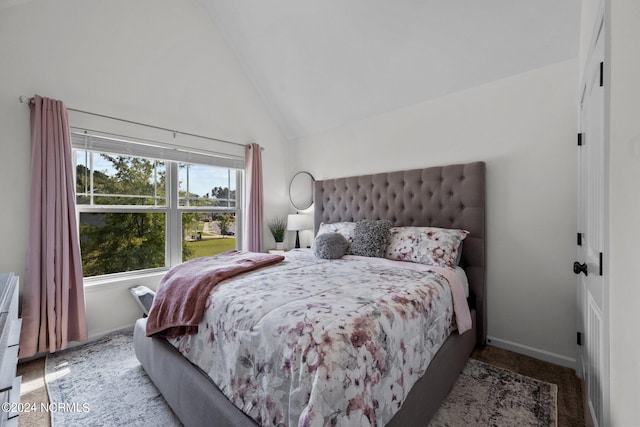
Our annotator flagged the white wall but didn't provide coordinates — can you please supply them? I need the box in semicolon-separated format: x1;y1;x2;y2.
607;0;640;424
292;59;579;366
0;0;289;340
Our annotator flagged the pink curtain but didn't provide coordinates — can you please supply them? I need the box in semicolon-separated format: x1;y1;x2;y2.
19;95;87;358
244;143;263;252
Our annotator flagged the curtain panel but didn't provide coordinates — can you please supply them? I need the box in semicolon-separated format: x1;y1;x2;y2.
19;95;88;358
244;143;263;252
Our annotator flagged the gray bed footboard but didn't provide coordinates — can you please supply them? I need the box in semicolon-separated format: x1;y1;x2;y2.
134;318;257;427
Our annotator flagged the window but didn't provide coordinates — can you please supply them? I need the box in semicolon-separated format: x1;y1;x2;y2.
178;164;239;263
72;132;243;278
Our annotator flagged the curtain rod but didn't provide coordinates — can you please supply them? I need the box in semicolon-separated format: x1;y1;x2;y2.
18;95;254;150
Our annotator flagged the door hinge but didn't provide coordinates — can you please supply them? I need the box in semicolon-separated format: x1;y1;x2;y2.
577;233;583;246
599;252;603;276
577;133;583;146
599;62;604;87
577;331;582;346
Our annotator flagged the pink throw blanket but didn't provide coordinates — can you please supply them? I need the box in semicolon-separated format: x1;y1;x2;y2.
146;250;285;338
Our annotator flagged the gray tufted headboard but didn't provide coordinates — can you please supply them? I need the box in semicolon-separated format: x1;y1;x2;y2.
314;162;486;346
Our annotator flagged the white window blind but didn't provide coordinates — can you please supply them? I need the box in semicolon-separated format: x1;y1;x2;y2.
70;131;245;170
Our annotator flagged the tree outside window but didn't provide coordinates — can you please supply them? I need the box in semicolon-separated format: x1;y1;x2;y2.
74;145;241;278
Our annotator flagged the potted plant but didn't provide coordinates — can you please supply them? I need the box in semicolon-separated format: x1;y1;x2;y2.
266;216;287;249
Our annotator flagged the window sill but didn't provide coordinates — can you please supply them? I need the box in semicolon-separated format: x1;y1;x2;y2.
83;269;168;293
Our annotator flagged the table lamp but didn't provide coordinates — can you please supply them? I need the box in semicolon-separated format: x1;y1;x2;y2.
287;214;313;248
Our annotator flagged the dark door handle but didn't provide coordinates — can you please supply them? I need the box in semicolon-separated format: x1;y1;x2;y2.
573;261;588;276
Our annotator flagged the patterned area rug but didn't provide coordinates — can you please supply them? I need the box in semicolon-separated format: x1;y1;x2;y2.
45;333;556;427
45;333;181;427
429;358;557;427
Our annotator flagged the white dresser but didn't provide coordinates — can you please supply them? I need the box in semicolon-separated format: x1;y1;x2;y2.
0;273;21;427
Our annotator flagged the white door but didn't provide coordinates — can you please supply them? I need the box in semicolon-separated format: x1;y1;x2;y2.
576;15;609;427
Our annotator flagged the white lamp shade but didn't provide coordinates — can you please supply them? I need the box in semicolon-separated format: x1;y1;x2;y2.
287;214;313;231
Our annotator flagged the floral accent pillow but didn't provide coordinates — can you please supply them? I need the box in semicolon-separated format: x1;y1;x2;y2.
385;226;469;268
315;221;357;253
350;219;392;258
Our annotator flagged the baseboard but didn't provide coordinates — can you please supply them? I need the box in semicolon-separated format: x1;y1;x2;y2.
88;325;135;343
60;325;134;350
18;325;135;363
486;336;576;370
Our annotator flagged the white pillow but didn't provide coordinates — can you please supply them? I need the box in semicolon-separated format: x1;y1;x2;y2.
314;221;357;253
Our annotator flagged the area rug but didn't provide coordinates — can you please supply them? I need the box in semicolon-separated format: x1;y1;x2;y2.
45;333;181;427
46;333;556;427
429;358;558;427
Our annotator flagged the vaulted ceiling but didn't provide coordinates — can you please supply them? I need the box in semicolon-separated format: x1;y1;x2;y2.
202;1;581;141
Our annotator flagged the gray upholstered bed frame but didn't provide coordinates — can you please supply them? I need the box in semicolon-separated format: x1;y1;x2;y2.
134;161;486;427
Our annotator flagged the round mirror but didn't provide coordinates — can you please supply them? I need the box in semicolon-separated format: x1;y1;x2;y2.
289;171;315;210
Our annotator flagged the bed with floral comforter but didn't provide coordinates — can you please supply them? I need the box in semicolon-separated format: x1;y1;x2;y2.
169;249;470;427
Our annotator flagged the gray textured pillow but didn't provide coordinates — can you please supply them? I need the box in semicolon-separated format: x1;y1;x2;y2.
350;219;392;257
313;232;349;259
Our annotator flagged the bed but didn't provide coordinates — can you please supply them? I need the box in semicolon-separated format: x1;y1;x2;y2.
133;161;486;426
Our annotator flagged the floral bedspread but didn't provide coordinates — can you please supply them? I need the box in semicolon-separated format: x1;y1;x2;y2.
169;249;468;427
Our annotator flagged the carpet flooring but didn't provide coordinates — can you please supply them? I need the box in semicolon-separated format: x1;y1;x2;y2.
16;335;583;427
